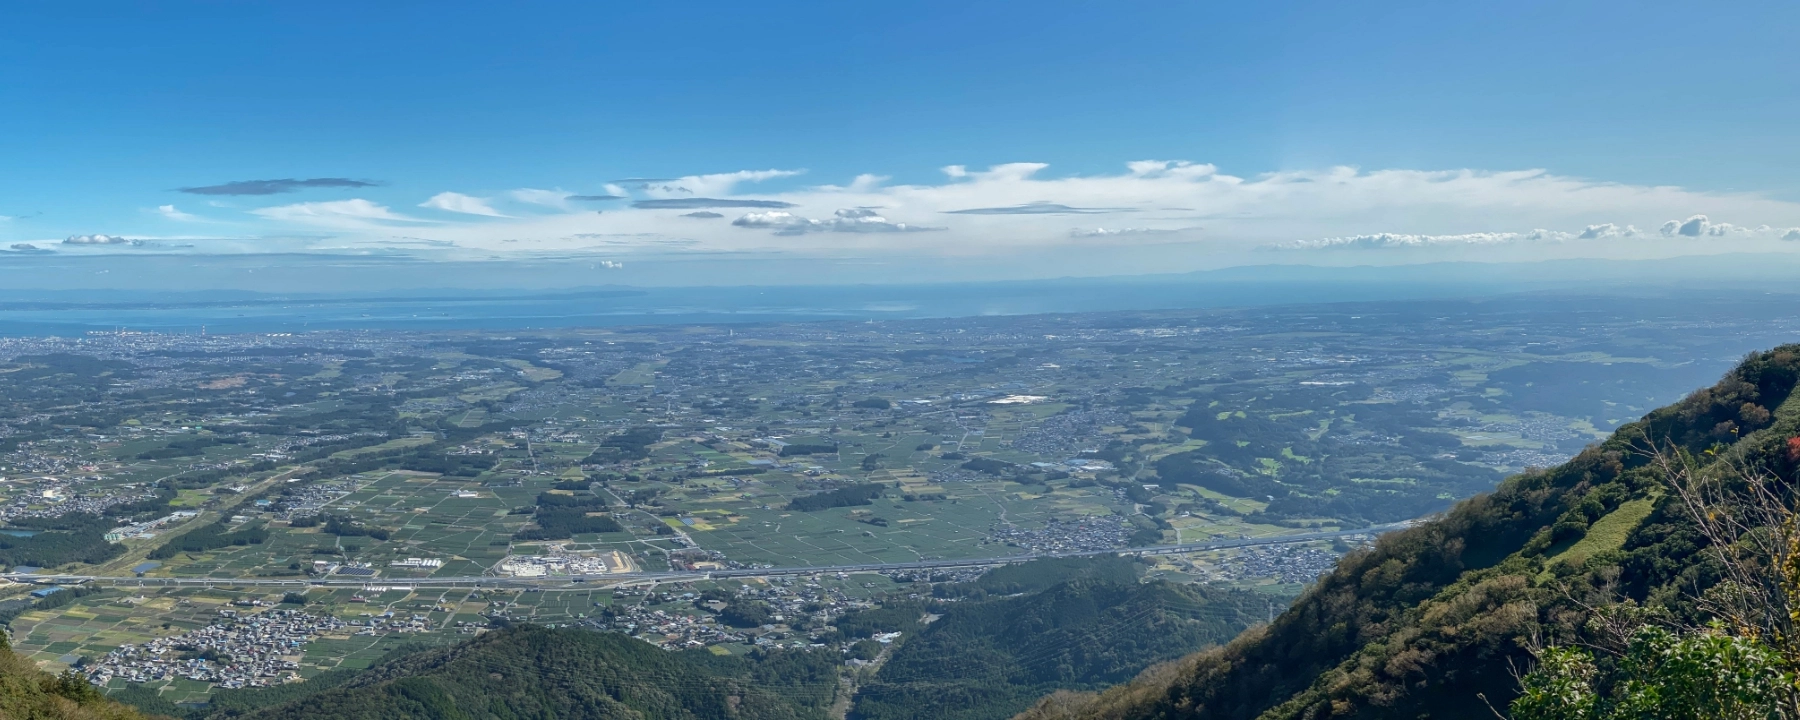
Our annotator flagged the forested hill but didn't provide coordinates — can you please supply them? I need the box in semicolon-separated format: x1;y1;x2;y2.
852;577;1262;720
1016;344;1800;720
0;632;145;720
239;625;839;720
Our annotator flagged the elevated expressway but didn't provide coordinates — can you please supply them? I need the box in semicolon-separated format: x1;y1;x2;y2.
2;522;1413;592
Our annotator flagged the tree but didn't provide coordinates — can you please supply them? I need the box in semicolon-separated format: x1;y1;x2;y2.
1512;626;1794;720
1513;440;1800;720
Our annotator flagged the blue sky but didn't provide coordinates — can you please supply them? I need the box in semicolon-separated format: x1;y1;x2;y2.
3;1;1799;287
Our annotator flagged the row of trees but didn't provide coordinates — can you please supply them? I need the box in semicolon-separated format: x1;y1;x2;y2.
787;483;885;511
146;519;269;559
513;491;623;539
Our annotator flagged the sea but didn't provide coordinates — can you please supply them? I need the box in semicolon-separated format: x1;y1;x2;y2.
2;255;1797;336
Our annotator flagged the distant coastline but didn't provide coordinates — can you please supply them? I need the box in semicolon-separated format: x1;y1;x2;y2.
3;254;1798;336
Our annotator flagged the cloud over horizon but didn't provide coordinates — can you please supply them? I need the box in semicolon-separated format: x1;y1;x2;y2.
731;208;943;235
64;234;132;245
48;160;1800;271
945;202;1131;215
633;198;797;210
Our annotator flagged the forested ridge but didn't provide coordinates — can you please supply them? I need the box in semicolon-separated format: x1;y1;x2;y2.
234;625;840;720
0;630;145;719
1014;344;1800;720
853;577;1261;720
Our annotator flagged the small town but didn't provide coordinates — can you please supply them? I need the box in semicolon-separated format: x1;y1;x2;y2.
84;609;348;689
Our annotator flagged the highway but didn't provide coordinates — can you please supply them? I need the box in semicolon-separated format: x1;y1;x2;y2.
0;522;1413;592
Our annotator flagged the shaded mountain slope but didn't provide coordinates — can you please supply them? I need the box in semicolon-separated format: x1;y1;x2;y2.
240;625;839;720
1016;344;1800;720
0;633;147;720
852;578;1261;720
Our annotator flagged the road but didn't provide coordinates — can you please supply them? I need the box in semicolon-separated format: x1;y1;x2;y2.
2;521;1413;591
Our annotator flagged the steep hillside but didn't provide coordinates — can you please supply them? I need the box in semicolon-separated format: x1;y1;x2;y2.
852;578;1261;720
1017;345;1800;720
239;625;839;720
0;633;147;720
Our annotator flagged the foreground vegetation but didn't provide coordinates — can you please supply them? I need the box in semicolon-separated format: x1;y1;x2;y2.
0;632;143;720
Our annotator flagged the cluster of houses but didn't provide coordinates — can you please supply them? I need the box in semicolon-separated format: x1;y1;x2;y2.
83;609;345;689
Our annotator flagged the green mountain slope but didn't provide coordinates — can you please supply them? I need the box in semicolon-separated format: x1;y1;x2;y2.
1016;344;1800;720
0;633;147;720
237;625;839;720
852;578;1261;720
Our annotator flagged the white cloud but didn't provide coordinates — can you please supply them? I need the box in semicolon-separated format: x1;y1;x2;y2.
420;192;507;217
1577;223;1637;239
1125;160;1219;179
68;160;1800;270
1069;227;1178;237
252;199;426;227
640;169;804;199
731;208;941;235
64;234;132;245
1784;228;1800;241
1290;219;1800;250
156;204;199;221
1649;214;1774;239
1660;214;1708;237
417;161;1800;261
1286;232;1534;249
955;162;1050;184
847;174;888;192
509;188;572;209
